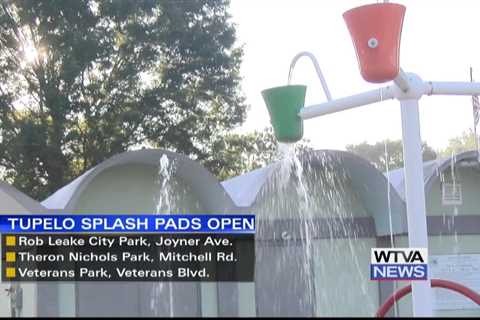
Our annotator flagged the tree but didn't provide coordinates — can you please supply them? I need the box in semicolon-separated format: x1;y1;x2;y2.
204;127;312;181
0;0;251;199
346;139;437;171
439;129;478;157
206;128;278;181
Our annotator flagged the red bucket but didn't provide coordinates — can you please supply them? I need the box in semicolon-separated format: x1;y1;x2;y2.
343;3;406;83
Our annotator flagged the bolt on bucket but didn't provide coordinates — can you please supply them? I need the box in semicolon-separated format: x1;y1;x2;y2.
343;3;406;83
261;85;306;143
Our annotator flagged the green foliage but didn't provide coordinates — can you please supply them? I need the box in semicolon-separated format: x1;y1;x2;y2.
346;139;437;171
0;0;254;199
439;129;478;157
205;127;311;181
205;128;278;181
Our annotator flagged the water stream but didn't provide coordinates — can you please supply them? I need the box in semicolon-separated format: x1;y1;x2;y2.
450;153;460;253
151;154;177;317
383;141;399;317
255;142;374;316
148;142;380;316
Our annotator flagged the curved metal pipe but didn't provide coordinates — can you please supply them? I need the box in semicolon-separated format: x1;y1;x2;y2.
288;51;332;101
376;278;480;317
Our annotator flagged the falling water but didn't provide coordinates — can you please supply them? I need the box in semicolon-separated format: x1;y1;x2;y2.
451;152;457;209
156;154;174;213
150;154;176;317
287;66;295;86
383;141;399;317
255;142;375;316
450;153;460;253
277;142;315;312
384;142;395;247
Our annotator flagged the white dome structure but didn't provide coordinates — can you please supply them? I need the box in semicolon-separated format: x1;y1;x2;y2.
0;182;55;317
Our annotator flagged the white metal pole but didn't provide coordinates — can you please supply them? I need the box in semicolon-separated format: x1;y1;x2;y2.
399;99;433;317
299;85;395;119
298;80;480;120
425;81;480;95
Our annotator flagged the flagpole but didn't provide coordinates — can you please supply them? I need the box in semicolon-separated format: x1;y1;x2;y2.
470;67;480;161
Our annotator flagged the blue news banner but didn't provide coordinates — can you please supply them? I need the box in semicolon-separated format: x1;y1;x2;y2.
0;214;255;282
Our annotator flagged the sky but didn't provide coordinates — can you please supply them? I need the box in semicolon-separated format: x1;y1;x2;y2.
229;0;480;151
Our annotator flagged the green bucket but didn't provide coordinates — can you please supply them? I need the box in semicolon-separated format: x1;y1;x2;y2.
261;85;306;143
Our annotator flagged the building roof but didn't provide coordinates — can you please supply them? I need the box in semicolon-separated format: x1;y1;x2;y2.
386;150;480;200
42;149;236;211
44;148;477;236
0;181;46;212
222;149;407;236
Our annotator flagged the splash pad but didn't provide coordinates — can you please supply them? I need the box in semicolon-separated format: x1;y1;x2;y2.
261;1;480;317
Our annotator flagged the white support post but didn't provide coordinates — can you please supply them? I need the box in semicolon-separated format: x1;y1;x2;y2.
399;99;433;317
425;81;480;96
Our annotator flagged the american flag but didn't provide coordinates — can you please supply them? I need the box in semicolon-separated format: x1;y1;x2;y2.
472;93;479;127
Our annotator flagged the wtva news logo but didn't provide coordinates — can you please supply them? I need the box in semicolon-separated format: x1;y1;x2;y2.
370;248;428;281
